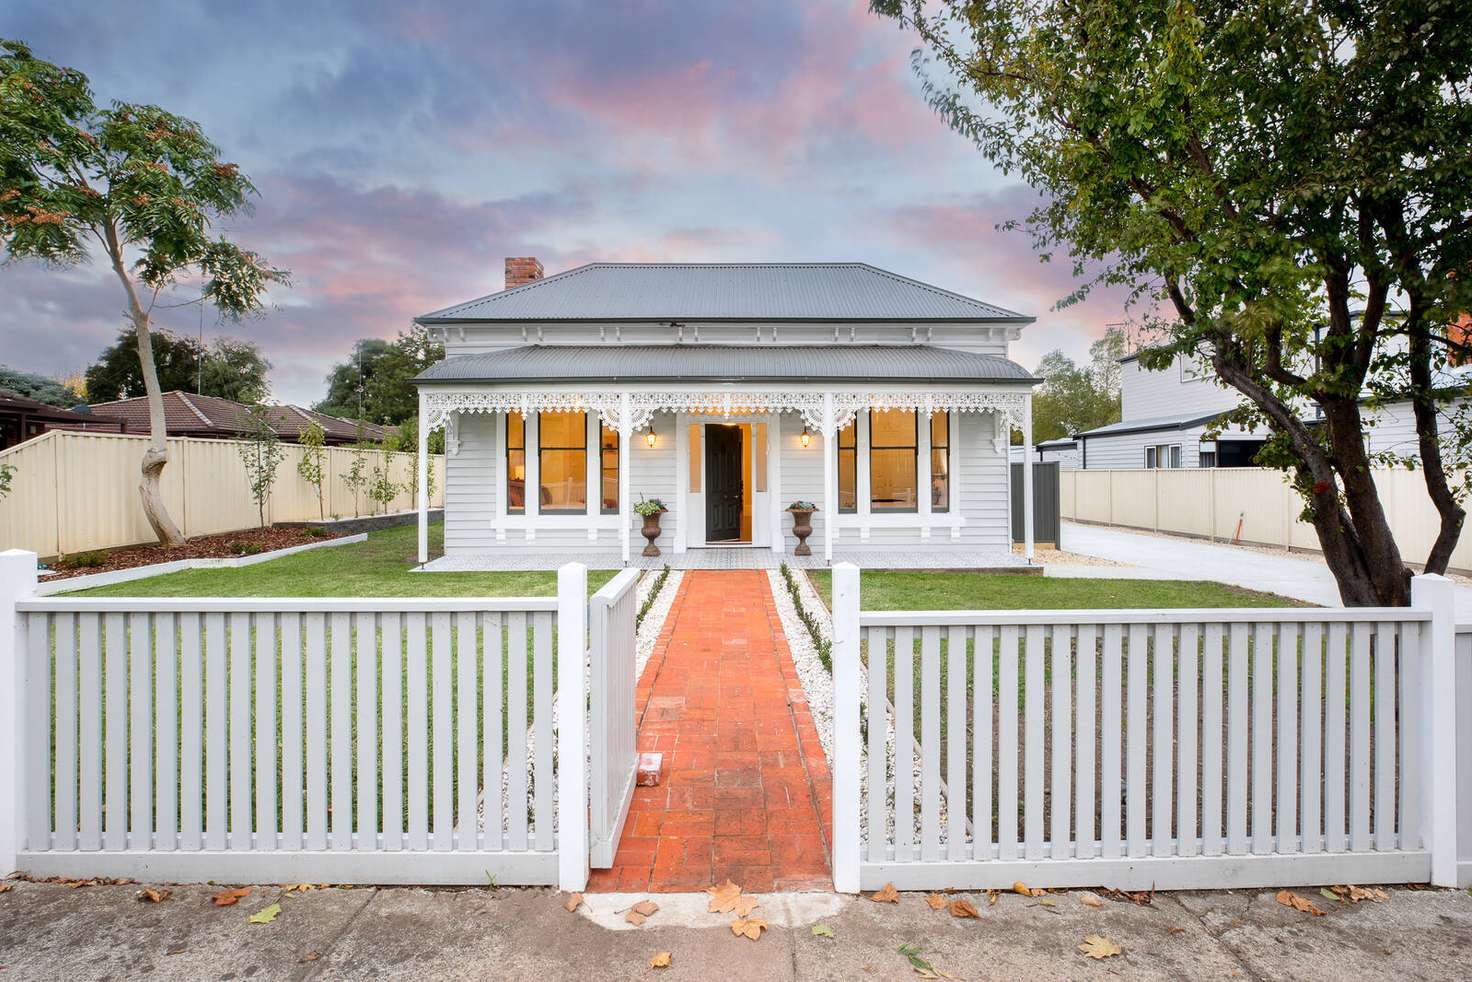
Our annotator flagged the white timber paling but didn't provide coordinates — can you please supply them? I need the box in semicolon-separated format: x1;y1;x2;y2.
0;557;623;889
588;569;640;868
829;568;1466;893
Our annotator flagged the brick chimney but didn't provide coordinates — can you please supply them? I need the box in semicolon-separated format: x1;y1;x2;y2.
505;257;543;290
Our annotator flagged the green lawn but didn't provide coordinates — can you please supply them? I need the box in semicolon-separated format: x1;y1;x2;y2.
52;521;624;835
803;570;1303;841
805;570;1304;612
70;521;618;597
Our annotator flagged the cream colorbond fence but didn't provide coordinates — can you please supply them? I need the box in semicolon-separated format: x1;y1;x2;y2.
1060;467;1472;571
829;564;1469;893
0;430;445;557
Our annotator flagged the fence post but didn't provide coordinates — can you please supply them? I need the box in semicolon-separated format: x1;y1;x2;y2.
557;561;589;891
831;562;861;893
1411;573;1458;886
0;550;38;875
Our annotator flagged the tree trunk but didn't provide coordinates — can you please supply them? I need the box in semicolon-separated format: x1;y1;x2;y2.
105;223;186;548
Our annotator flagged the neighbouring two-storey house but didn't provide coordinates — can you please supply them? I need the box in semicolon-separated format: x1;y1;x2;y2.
1071;351;1268;469
409;259;1042;568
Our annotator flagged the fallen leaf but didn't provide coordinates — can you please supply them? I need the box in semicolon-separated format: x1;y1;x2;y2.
1012;881;1032;897
0;883;12;894
564;892;584;913
1078;934;1123;959
1344;885;1388;903
1037;898;1057;908
136;886;170;903
811;923;834;938
212;886;252;907
1079;893;1104;908
165;944;186;956
948;898;979;919
731;916;768;940
300;952;321;964
284;883;317;893
625;899;659;926
650;951;672;969
871;883;900;903
1275;890;1325;917
1166;926;1186;935
247;902;281;924
986;889;999;906
926;893;947;910
707;880;743;913
1320;887;1340;903
898;942;958;979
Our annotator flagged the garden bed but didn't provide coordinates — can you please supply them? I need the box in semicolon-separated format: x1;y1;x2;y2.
41;525;348;580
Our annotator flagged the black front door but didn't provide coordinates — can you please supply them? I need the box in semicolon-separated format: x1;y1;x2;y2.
705;425;744;542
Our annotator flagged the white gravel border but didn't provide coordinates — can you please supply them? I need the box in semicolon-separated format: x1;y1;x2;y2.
488;567;685;839
766;566;940;846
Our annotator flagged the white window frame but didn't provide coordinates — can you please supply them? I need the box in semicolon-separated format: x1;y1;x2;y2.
834;409;965;539
493;411;618;541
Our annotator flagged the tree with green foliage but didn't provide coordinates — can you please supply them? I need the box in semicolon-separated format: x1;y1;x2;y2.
340;422;369;518
0;364;77;406
237;403;283;527
876;1;1472;605
0;40;288;546
83;328;270;403
1030;350;1119;443
296;419;327;519
368;442;401;515
0;460;13;498
315;327;444;425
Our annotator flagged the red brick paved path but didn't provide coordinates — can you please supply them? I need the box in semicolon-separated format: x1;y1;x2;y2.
586;570;833;893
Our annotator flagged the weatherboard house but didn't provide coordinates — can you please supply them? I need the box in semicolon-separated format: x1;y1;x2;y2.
409;259;1040;568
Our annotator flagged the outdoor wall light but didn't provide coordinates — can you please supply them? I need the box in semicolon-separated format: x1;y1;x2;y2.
645;427;657;448
800;426;812;448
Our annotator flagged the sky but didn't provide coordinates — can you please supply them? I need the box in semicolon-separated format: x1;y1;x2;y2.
1;0;1134;407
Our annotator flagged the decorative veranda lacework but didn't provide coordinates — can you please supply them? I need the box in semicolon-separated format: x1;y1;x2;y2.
424;389;1029;451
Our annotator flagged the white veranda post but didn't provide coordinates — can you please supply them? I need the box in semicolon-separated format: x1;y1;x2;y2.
416;391;430;565
822;392;835;562
619;393;632;563
1022;392;1034;561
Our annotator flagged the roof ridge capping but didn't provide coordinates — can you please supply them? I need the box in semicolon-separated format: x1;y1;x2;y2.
416;262;1033;324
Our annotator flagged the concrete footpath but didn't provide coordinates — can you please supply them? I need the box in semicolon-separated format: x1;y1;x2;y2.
2;878;1470;980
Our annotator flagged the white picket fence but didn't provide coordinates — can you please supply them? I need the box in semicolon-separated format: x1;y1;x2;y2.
589;569;640;868
829;564;1466;892
0;553;601;890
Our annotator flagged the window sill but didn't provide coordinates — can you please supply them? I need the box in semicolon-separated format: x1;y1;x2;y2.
834;513;965;530
493;514;624;530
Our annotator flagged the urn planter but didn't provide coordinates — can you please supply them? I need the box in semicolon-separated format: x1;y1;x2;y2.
640;510;667;557
787;507;817;556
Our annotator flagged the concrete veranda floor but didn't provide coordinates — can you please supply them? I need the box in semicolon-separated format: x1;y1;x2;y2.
2;878;1470;980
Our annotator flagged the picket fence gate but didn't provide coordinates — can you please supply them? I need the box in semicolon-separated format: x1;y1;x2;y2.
0;553;638;891
829;564;1467;893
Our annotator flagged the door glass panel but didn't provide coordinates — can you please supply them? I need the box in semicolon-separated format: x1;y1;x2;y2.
754;423;767;492
688;423;702;492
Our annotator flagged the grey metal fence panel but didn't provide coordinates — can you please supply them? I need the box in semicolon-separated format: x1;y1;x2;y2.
1011;461;1060;545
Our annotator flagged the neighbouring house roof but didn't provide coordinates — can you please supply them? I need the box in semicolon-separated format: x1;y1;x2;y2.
87;391;395;444
414;345;1037;385
1072;410;1227;440
416;263;1032;324
0;388;117;426
1035;437;1078;449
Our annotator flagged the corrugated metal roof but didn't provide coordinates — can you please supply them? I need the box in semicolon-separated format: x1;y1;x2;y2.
1073;410;1226;439
414;345;1035;384
417;263;1031;323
